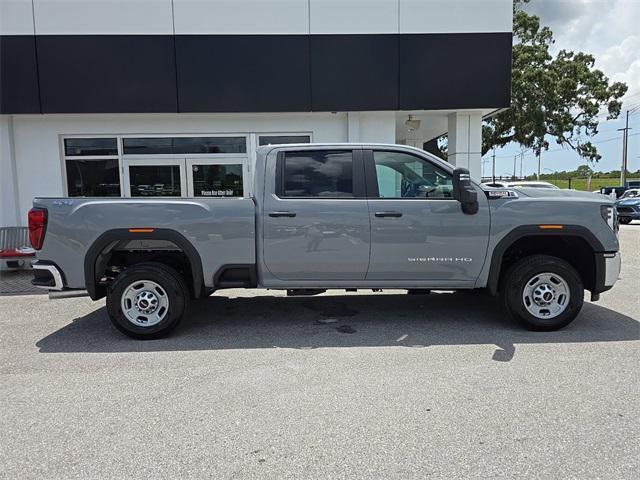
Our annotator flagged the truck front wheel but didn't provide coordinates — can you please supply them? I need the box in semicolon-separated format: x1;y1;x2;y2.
106;262;189;339
502;255;584;331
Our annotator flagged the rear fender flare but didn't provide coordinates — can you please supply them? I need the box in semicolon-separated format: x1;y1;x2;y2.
84;228;204;300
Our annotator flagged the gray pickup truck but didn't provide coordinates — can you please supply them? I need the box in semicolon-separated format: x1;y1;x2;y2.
29;144;621;339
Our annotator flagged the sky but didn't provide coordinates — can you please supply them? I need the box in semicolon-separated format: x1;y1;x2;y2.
482;0;640;178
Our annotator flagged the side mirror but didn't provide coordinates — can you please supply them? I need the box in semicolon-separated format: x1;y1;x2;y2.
452;168;479;214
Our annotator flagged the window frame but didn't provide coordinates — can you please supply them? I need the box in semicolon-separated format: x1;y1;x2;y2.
275;149;366;199
363;149;456;201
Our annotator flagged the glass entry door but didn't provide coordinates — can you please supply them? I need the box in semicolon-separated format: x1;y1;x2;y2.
123;158;187;198
186;158;249;198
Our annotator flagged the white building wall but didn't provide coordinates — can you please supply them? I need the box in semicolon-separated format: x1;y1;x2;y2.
310;0;398;34
399;0;512;33
8;0;513;36
0;117;21;226
0;0;34;35
447;112;483;180
32;0;174;35
6;111;398;226
173;0;309;34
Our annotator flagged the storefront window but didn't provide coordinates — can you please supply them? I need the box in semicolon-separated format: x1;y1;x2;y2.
192;164;243;197
66;159;121;197
64;138;118;156
122;137;247;155
129;166;182;197
258;135;311;146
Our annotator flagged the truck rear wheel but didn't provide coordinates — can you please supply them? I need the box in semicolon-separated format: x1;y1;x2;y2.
106;262;189;339
502;255;584;331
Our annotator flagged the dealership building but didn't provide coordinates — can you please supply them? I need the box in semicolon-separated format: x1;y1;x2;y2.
0;0;512;228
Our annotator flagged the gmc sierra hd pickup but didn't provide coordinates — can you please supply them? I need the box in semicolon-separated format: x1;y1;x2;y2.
29;144;621;339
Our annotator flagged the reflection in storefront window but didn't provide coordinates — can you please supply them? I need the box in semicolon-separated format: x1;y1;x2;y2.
66;159;120;197
192;164;243;197
129;166;182;197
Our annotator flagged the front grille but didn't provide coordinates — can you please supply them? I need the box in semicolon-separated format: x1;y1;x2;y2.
616;206;635;214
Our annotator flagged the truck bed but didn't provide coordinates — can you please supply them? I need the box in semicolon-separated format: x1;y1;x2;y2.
33;197;256;290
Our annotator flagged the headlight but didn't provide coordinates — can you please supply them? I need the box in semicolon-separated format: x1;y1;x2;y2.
601;205;618;232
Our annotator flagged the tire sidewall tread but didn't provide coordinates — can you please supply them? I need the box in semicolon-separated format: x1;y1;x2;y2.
106;262;189;339
502;254;584;331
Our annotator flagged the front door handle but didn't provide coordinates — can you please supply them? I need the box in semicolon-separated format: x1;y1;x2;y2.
269;211;297;218
375;211;403;218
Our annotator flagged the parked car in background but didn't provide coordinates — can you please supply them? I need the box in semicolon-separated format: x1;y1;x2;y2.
615;188;640;224
483;180;559;189
508;181;559;189
599;186;628;199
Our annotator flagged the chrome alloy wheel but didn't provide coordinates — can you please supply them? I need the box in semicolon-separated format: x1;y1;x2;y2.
522;272;571;319
120;280;169;327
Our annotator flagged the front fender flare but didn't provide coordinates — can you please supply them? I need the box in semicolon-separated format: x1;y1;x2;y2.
486;225;605;295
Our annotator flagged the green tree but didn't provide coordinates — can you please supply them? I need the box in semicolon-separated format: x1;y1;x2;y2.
482;0;628;162
575;164;594;177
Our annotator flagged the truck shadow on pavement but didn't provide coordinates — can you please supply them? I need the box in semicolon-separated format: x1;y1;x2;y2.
36;291;639;361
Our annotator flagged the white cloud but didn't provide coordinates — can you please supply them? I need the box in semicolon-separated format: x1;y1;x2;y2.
524;0;640;107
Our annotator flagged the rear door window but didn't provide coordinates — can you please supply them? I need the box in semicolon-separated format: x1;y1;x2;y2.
281;150;354;198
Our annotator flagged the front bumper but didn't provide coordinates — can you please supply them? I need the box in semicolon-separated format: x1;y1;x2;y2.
592;252;621;298
603;252;622;287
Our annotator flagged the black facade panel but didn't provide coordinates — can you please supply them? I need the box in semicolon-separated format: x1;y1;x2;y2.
3;33;511;114
37;35;177;113
176;35;310;112
310;35;398;111
399;33;512;110
0;36;41;114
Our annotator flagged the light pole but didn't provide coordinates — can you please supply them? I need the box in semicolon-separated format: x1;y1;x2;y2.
618;106;639;186
492;148;496;184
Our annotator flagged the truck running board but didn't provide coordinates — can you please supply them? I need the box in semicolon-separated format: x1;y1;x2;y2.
287;289;327;297
49;289;89;300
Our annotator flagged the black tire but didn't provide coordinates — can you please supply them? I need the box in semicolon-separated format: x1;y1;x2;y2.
106;262;189;339
502;255;584;331
619;217;632;224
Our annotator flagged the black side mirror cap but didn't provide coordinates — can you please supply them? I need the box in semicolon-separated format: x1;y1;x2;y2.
452;168;479;215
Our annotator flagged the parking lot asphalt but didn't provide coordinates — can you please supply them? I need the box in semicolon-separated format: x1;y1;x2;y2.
1;225;638;479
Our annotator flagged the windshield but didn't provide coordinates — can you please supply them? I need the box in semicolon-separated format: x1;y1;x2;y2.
621;190;640;199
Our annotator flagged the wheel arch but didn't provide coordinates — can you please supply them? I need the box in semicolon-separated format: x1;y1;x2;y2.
486;225;605;296
84;228;204;300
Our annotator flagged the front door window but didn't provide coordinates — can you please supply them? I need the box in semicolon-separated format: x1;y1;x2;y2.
373;151;454;199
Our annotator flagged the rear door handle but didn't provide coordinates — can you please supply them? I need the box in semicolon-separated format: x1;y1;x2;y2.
374;211;403;218
269;211;297;218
